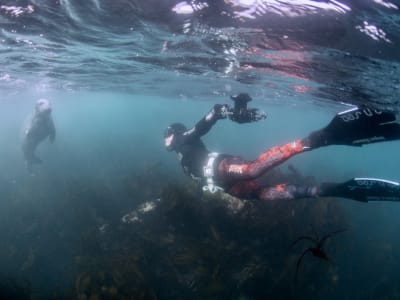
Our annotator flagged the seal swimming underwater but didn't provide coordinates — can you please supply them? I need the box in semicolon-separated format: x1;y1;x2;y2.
22;99;56;171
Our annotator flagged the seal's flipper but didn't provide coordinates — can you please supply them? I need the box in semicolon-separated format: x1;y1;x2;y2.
320;178;400;202
307;106;400;148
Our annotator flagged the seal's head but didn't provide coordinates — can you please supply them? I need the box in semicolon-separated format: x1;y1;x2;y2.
164;123;187;151
35;98;52;115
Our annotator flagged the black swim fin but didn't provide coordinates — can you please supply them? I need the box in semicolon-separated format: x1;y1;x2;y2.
306;106;400;148
320;178;400;202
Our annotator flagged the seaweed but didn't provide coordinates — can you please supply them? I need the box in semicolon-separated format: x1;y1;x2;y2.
73;165;349;299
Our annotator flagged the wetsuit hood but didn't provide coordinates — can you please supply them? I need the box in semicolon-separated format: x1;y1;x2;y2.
164;123;187;151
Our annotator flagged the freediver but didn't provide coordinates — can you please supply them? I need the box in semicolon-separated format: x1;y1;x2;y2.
22;98;56;172
163;93;400;202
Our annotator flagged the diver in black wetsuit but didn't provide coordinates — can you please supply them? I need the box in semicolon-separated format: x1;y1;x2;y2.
164;93;400;202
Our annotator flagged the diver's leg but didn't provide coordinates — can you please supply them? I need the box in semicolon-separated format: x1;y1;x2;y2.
224;177;317;200
258;178;400;202
217;140;308;181
225;180;261;199
258;184;317;201
218;107;400;183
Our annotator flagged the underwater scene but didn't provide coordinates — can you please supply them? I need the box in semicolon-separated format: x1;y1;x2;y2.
1;1;400;299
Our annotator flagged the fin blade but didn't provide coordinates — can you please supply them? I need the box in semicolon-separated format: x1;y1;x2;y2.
323;107;400;146
321;178;400;202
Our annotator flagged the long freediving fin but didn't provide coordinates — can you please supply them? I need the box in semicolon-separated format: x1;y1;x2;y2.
306;106;400;148
320;178;400;202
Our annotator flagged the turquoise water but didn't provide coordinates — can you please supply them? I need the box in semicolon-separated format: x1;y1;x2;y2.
2;91;400;299
1;0;400;299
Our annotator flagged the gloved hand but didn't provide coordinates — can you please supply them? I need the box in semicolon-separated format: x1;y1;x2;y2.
213;104;231;119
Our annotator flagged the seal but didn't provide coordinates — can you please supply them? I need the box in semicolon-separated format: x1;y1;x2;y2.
22;99;56;171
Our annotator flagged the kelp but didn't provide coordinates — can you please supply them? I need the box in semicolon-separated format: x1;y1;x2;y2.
74;165;349;299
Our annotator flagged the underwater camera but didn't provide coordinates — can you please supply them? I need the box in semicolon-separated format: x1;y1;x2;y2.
229;93;267;124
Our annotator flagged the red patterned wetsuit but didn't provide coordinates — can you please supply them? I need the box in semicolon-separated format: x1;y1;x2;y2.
216;140;313;200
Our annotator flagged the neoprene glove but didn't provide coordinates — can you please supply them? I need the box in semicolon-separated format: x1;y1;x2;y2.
213;104;230;119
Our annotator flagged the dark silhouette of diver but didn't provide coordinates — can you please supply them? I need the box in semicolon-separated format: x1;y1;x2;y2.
290;228;347;282
164;93;400;202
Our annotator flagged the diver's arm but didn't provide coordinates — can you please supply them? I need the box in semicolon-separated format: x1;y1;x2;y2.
184;104;229;140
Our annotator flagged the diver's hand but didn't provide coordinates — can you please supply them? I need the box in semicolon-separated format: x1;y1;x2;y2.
229;107;267;124
213;104;231;119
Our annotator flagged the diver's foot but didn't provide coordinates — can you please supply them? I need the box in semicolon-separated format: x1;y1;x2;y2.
302;129;327;149
293;185;318;198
